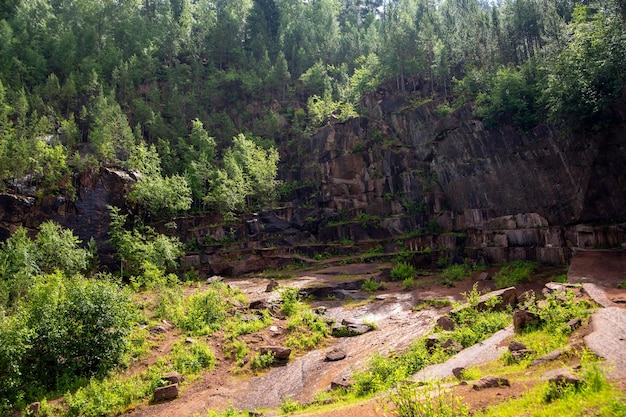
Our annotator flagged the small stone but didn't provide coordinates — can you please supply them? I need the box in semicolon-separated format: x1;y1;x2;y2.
530;349;564;367
153;383;179;402
440;338;463;353
509;341;528;352
185;337;195;344
513;310;540;331
330;378;352;390
249;300;271;310
545;369;583;388
478;272;490;281
325;348;347;362
163;371;183;385
28;402;41;414
437;316;455;331
452;367;465;380
260;346;291;361
150;325;168;334
566;318;582;330
266;279;279;292
315;306;327;315
472;376;510;390
206;275;224;284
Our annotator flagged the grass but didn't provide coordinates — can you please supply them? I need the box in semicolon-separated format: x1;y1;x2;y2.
413;298;452;311
493;260;537;289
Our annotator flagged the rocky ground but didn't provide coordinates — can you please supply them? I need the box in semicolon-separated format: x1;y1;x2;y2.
119;250;626;417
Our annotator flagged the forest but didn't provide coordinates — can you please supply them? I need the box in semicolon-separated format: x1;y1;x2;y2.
1;0;626;415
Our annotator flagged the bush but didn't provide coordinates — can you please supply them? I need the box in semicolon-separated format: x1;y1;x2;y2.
391;262;416;282
178;288;229;335
0;273;135;411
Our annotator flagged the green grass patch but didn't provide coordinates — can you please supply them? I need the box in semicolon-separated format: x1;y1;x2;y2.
390;262;417;281
493;260;537;289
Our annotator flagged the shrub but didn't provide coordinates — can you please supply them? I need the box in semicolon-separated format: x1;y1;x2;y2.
362;278;381;293
251;351;276;370
0;272;135;412
178;288;229;335
391;262;416;282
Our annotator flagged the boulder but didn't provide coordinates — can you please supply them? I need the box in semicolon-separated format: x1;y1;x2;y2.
436;316;456;331
154;383;179;402
330;378;353;391
325;348;347;362
260;346;291;361
513;310;540;331
544;369;583;388
150;325;168;334
508;341;527;352
472;376;510;390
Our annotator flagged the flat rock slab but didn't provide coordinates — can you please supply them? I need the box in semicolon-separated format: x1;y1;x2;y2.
582;283;617;308
584;307;626;379
568;250;626;287
413;325;514;382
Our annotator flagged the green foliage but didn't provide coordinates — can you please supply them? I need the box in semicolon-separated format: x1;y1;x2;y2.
177;286;230;335
0;223;93;309
493;261;537;289
362;278;382;293
520;289;593;336
107;206;184;276
402;277;415;289
439;262;473;284
386;382;470;417
390;262;416;282
413;298;452;311
545;6;626;124
128;174;192;218
251;351;276;371
474;64;544;130
0;272;135;412
170;341;216;374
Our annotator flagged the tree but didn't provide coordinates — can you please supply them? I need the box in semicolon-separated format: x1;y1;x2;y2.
544;5;626;123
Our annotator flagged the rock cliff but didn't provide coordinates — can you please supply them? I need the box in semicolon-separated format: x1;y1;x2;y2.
1;89;625;274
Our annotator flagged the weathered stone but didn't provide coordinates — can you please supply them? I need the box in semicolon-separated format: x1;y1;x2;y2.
508;341;527;352
544;369;583;388
452;367;465;380
28;402;41;414
566;318;582;330
510;349;536;361
426;334;441;350
472;376;510;390
150;325;168;334
266;279;279;292
249;300;271;310
530;349;565;367
206;275;224;284
163;371;183;385
260;346;291;361
185;337;195;344
332;319;375;337
440;338;463;353
325;348;347;362
477;287;517;312
478;272;490;281
437;316;455;331
330;378;352;390
513;310;540;331
153;383;179;402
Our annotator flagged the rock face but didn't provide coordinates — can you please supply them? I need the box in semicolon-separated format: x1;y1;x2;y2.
2;89;625;277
